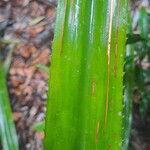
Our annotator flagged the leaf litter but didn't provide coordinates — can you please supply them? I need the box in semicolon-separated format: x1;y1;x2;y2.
0;0;56;149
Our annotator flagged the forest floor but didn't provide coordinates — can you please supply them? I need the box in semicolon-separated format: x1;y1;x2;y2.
0;0;150;150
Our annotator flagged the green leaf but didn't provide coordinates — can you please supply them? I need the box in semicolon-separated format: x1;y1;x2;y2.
126;34;144;44
33;121;45;132
45;0;129;149
0;64;19;150
36;64;49;74
123;45;134;150
139;7;149;39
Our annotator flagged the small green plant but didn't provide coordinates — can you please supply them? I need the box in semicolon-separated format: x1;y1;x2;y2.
33;121;45;132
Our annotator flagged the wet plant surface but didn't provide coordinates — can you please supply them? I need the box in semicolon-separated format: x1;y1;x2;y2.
0;0;150;149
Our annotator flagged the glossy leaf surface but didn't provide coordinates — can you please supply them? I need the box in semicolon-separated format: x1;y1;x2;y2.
45;0;128;149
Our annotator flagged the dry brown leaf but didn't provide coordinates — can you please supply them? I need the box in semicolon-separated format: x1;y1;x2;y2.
31;48;50;65
10;76;24;87
27;26;45;37
23;86;33;96
46;7;55;18
10;68;17;75
35;132;44;140
12;56;25;67
20;47;31;58
13;112;22;122
28;46;37;54
16;68;25;76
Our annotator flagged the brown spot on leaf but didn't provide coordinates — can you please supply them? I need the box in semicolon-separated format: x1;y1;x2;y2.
107;144;112;150
95;121;100;144
59;0;67;55
109;98;113;112
92;80;96;96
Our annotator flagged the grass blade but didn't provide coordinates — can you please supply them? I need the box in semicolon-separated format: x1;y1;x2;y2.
0;64;19;150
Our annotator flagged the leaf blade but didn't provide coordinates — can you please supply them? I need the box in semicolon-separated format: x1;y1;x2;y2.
45;0;129;149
